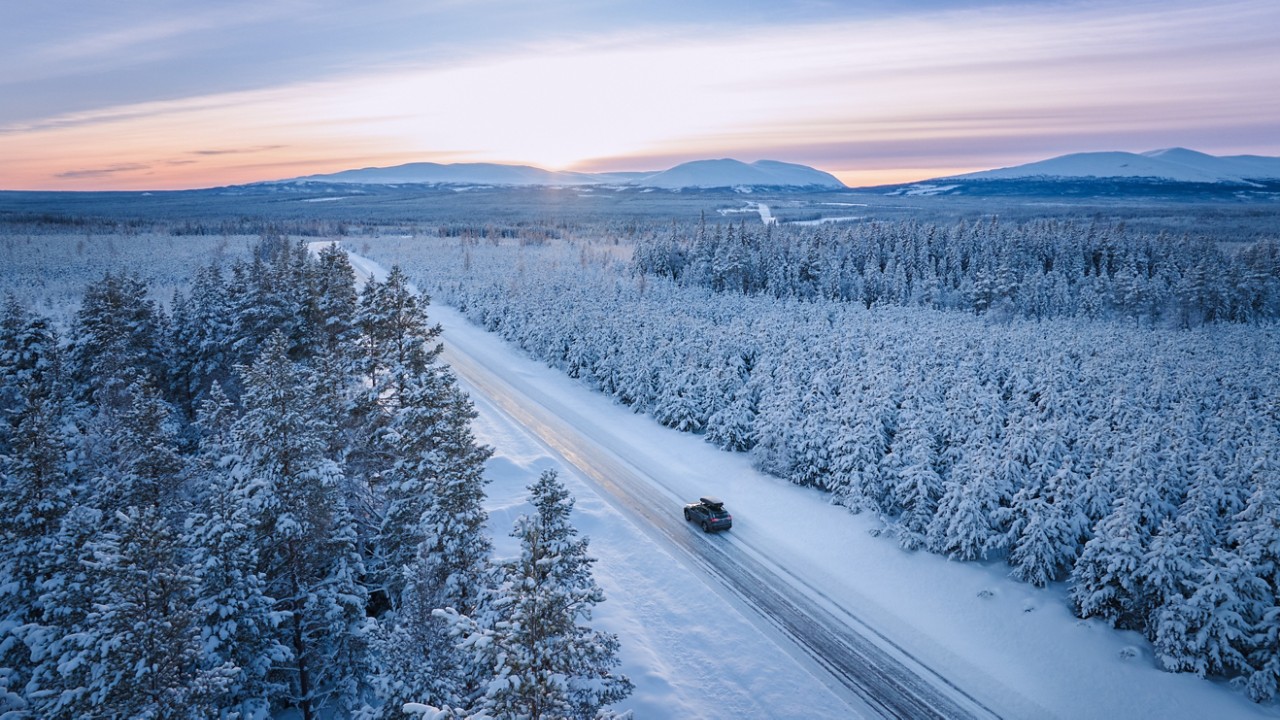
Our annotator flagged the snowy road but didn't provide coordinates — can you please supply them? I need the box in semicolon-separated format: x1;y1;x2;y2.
442;336;997;720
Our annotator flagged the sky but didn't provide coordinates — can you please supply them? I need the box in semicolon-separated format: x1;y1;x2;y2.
2;0;1278;190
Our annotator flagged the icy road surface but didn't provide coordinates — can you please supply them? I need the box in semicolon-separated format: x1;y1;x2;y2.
446;330;998;720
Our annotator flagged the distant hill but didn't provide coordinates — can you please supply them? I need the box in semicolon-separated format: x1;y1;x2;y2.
880;148;1280;198
272;158;846;190
638;159;845;189
289;162;611;186
948;148;1280;185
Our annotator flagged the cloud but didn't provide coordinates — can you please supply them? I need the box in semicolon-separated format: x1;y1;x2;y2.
55;163;150;179
7;3;297;79
0;97;229;136
190;144;286;156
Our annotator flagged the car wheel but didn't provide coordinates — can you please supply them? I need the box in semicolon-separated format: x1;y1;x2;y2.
701;521;712;533
683;509;691;521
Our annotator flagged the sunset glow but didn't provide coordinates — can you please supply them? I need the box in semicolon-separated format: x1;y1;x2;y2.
3;0;1278;190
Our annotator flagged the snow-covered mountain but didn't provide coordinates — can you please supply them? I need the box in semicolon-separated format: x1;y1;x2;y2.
1141;147;1280;182
875;147;1280;198
637;159;845;189
290;162;615;186
948;148;1280;184
278;158;846;190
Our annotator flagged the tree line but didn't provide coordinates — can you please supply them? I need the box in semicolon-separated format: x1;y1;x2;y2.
0;238;630;719
633;216;1280;325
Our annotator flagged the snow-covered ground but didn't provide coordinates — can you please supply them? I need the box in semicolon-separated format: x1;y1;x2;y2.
787;215;863;226
717;202;776;225
339;246;1272;719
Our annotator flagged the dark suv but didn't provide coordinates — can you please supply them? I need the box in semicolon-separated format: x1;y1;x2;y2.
683;496;732;533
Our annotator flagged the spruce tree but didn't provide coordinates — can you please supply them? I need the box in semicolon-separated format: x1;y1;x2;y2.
308;243;359;365
169;264;235;415
356;266;442;409
461;470;632;720
184;385;289;718
0;304;70;717
67;272;168;410
234;333;370;719
1155;548;1260;681
369;373;494;716
69;504;218;718
36;380;209;719
887;391;943;550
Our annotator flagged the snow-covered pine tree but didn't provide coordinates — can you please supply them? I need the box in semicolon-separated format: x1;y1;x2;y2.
927;375;1007;559
828;393;892;515
367;370;495;716
652;365;707;433
376;371;493;609
929;468;1007;562
1006;456;1087;588
71;503;218;718
35;379;212;719
234;332;370;719
1154;547;1261;681
1071;474;1171;631
1072;419;1179;632
998;379;1086;587
0;302;71;717
348;266;446;559
1;298;59;443
67;272;168;411
705;378;759;452
453;470;631;720
684;220;718;290
308;243;359;366
789;368;839;490
886;384;944;550
23;503;104;719
227;238;312;369
184;384;289;719
87;379;186;512
1140;452;1240;648
168;263;236;417
1229;440;1280;702
356;266;442;409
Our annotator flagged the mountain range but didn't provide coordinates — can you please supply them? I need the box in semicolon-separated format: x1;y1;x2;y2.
280;158;846;190
943;147;1280;186
264;147;1280;195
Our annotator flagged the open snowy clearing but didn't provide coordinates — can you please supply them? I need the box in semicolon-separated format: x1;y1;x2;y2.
787;216;865;226
339;245;1271;719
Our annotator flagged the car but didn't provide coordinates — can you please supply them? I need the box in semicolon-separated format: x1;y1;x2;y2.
683;496;732;533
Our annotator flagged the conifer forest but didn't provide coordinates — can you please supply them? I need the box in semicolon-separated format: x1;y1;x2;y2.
0;224;630;719
1;189;1279;715
366;205;1280;703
